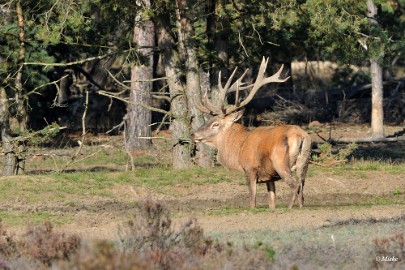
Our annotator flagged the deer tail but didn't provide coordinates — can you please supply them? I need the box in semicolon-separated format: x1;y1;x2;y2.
295;133;312;181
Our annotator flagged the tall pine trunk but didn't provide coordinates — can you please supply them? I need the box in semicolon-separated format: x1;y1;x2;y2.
15;0;27;132
157;24;193;169
367;0;384;138
125;0;154;149
176;0;212;168
370;59;384;138
0;87;17;176
207;0;230;106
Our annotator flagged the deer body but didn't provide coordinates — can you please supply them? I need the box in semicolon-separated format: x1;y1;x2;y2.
192;111;311;209
192;57;312;209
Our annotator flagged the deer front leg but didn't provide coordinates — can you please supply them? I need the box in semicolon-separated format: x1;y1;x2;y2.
246;172;257;208
266;181;276;209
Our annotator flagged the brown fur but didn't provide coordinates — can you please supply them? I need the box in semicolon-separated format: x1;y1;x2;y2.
192;111;312;209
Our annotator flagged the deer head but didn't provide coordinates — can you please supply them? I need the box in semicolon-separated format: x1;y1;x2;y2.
192;57;290;148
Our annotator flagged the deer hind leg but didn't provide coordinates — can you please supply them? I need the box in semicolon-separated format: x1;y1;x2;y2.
266;181;276;209
298;179;305;207
295;134;311;208
296;157;309;208
245;171;258;208
274;160;300;209
294;161;309;208
284;173;300;209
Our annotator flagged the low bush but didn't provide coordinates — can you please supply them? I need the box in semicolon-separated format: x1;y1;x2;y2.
0;201;274;270
373;232;405;268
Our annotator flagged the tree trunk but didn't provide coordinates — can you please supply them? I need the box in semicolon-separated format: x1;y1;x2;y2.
125;0;153;149
367;0;384;138
370;59;384;138
207;0;230;105
157;24;193;169
0;87;17;176
15;0;27;132
176;0;212;168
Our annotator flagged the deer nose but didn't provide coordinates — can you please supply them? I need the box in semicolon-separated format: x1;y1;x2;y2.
191;133;200;142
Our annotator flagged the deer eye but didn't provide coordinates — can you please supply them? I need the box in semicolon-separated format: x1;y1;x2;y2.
211;122;219;128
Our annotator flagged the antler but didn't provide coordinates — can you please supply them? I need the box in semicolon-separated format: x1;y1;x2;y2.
195;57;290;116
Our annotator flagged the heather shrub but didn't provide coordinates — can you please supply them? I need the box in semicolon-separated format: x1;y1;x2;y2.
0;219;17;258
0;219;17;270
373;232;405;268
0;201;274;269
58;240;154;270
117;199;273;270
21;221;80;267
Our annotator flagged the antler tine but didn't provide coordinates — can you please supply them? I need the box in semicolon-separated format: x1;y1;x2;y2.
216;67;250;115
194;94;211;114
203;92;224;115
194;92;222;115
218;68;238;103
227;68;250;92
262;64;290;85
197;57;289;116
237;57;290;109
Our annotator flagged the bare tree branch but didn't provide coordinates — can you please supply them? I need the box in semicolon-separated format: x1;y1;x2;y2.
98;90;170;115
26;74;69;97
60;90;89;172
23;50;131;67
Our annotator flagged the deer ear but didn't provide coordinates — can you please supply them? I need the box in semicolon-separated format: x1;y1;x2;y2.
227;109;244;122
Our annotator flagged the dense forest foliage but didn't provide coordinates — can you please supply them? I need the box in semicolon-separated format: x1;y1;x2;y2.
1;0;404;173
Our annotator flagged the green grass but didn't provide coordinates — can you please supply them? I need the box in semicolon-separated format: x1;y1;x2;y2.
0;210;72;226
0;166;240;206
308;159;405;177
207;205;263;216
1;158;403;206
1;146;404;227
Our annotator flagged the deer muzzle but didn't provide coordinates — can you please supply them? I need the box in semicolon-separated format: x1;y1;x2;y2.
191;132;202;142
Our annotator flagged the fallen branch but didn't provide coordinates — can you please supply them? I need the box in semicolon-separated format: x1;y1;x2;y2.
310;159;346;167
329;136;405;143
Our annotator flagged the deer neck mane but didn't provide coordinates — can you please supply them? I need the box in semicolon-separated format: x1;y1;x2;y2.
216;123;249;172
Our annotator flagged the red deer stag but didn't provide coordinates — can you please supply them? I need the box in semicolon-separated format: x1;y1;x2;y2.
192;57;312;209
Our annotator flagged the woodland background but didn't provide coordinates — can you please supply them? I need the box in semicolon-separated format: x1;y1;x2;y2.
1;0;405;174
1;1;405;269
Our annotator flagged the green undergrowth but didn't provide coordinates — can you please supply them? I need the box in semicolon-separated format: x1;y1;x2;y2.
0;167;239;202
308;159;404;177
0;149;404;227
204;201;405;217
0;210;72;226
206;205;272;216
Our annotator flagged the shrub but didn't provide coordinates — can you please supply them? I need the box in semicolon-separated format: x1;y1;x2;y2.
312;142;357;167
1;201;275;269
373;232;405;268
58;240;153;270
21;221;80;267
0;219;16;258
117;199;273;270
0;219;17;270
